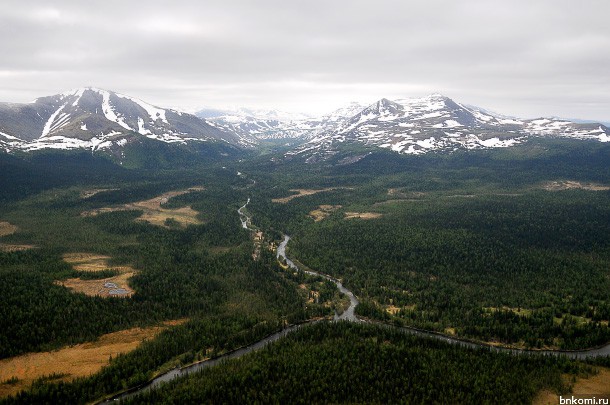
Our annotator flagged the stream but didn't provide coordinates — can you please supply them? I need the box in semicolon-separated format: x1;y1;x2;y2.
276;235;359;322
276;234;610;359
237;198;250;229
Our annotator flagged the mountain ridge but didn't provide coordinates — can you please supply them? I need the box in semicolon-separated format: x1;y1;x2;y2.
0;87;250;153
287;94;609;160
1;89;608;159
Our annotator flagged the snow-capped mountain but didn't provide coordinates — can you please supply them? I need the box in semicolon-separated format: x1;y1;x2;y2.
287;94;610;160
196;106;311;123
0;88;246;152
2;90;608;159
197;107;314;141
199;102;367;142
200;110;295;142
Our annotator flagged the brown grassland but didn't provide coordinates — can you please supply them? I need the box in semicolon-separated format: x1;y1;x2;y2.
55;272;135;298
308;205;342;222
0;244;35;252
81;187;204;228
387;188;426;198
385;305;401;315
0;320;187;398
533;368;610;405
0;222;33;252
0;222;17;237
344;212;383;220
63;253;116;271
272;188;346;204
55;253;137;298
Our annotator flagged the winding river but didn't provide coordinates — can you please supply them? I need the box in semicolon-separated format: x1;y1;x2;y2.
237;198;250;229
100;321;315;404
276;235;610;359
98;199;610;403
276;235;359;322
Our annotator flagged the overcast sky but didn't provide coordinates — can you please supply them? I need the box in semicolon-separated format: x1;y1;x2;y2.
0;0;608;120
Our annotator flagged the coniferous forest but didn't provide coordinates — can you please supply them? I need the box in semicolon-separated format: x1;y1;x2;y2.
1;139;609;403
124;322;589;405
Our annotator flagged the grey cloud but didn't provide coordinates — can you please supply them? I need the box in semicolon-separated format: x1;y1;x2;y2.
0;0;608;120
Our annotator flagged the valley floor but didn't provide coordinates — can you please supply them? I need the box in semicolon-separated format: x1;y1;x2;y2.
1;141;610;403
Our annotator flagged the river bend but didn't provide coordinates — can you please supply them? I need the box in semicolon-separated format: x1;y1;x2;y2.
98;200;610;403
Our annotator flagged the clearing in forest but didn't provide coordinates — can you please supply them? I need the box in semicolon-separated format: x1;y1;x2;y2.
542;180;610;192
63;253;119;271
533;367;610;405
0;320;187;398
55;253;137;298
484;306;533;317
272;188;347;204
0;222;33;252
385;305;401;315
81;187;205;228
308;205;342;222
387;189;426;198
0;222;17;237
0;244;35;252
344;212;383;220
79;188;119;199
382;303;416;315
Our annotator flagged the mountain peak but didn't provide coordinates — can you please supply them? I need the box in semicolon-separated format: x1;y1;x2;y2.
290;93;610;160
60;86;105;96
361;98;403;115
0;88;244;151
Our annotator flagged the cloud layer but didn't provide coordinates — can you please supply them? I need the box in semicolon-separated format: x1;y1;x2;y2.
0;0;608;120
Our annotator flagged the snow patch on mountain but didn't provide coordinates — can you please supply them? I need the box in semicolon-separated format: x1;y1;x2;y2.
0;131;20;141
479;137;520;147
467;108;494;123
444;120;462;128
137;117;151;135
27;129;125;150
41;104;67;137
116;93;168;124
100;89;133;131
69;88;86;106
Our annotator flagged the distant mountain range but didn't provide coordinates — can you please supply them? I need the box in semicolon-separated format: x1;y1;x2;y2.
1;89;608;161
196;102;366;142
199;94;609;161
